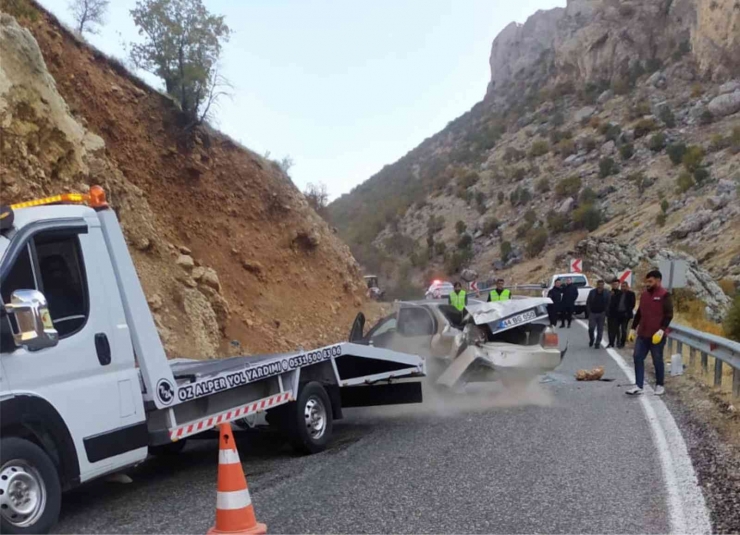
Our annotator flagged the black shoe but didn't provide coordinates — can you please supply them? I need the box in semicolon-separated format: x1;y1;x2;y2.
567;324;571;329
606;344;614;348
560;324;565;328
589;341;594;347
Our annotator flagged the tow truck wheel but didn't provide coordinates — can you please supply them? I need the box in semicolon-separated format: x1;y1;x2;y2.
0;437;61;535
272;382;333;454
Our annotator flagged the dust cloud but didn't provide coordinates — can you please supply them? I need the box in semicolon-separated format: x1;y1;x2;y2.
356;331;555;420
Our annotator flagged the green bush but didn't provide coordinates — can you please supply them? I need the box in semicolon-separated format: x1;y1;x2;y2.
693;167;710;184
536;177;551;194
724;296;740;342
474;191;487;215
660;199;669;213
620;143;635;160
600;123;622;143
667;143;687;165
510;186;532;206
482;217;500;235
547;211;568;234
649;132;667;152
427;215;445;235
633;118;658;139
557;139;576;157
525;228;548;258
497;191;505;203
455;220;467;235
682;146;705;172
573;204;602;231
599;157;618;178
512;167;527;181
676;172;695;193
658;106;676;128
500;240;513;262
516;221;534;239
524;209;537;224
731;126;740;155
529;140;550;158
555;176;582;199
580;187;597;204
630;101;652;120
457;233;473;249
582;136;598;153
699;110;714;125
551;110;565;127
656;213;667;227
434;241;447;256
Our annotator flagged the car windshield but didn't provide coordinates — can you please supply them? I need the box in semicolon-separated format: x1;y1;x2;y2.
569;276;588;287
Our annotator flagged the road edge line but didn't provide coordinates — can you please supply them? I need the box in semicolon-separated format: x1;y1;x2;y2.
575;320;711;534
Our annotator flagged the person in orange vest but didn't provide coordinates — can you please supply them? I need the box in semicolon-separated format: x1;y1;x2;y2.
626;270;674;396
488;279;511;302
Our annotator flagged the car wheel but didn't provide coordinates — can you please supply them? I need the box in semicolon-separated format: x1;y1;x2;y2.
0;437;61;535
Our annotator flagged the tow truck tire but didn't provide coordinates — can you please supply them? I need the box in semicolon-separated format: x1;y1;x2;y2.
273;382;333;454
148;439;187;456
0;437;61;535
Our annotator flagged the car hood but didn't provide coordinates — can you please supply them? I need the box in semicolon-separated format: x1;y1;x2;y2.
465;298;552;333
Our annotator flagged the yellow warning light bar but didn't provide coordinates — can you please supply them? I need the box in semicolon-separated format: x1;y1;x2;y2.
10;193;88;210
9;186;108;211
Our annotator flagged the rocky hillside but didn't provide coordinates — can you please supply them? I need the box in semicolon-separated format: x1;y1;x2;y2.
0;2;370;358
329;0;740;309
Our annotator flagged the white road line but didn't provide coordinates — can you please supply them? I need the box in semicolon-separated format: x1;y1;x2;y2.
576;320;711;535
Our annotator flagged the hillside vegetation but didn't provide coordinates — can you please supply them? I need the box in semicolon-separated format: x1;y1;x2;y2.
329;0;740;305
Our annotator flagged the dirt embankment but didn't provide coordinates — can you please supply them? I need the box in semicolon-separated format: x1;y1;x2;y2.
1;1;372;358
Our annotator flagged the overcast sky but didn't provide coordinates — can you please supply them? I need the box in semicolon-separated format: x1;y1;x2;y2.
39;0;565;199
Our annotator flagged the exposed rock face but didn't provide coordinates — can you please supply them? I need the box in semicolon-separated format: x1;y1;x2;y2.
708;90;740;117
576;237;731;321
691;0;740;79
487;0;701;97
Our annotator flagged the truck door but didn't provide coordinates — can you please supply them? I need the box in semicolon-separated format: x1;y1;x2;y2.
0;222;148;481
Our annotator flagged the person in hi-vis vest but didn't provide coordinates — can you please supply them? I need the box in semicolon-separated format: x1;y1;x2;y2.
448;282;467;324
488;279;511;302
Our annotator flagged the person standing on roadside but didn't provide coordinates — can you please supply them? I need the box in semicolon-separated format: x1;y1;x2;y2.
626;270;673;396
561;277;578;328
617;280;636;348
547;279;564;327
448;282;468;324
488;279;511;302
606;279;622;348
586;280;610;348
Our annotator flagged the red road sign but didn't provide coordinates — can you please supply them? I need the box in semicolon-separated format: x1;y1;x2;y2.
470;281;479;292
570;258;583;273
619;269;633;284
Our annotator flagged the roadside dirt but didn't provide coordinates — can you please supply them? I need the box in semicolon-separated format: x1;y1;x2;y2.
4;1;373;357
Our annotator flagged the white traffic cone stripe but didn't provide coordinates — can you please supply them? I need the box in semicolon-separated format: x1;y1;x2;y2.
216;489;252;510
218;449;241;465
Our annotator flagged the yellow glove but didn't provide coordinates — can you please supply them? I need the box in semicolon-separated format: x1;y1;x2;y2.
628;330;636;343
652;329;665;344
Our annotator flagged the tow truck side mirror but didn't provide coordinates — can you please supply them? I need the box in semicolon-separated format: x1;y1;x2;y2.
3;290;59;351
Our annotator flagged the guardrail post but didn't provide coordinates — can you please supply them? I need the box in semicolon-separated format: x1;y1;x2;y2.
689;347;696;368
714;359;723;388
701;352;708;374
734;368;740;399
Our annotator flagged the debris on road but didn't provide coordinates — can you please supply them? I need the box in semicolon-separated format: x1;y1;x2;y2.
576;367;605;381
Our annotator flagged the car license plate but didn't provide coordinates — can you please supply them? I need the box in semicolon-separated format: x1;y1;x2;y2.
499;309;538;329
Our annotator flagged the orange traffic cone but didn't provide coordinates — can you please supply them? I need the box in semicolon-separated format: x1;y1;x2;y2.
208;423;267;535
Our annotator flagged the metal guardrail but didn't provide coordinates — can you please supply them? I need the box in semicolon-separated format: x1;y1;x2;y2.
666;323;740;398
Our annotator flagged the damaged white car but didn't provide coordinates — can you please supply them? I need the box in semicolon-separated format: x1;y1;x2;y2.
349;298;566;389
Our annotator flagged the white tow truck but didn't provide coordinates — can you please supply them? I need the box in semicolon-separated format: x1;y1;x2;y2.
0;188;426;534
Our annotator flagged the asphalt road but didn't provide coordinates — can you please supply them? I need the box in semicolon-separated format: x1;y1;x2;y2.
56;325;707;534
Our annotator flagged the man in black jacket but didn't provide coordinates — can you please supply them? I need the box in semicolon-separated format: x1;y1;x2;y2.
617;280;636;348
606;279;622;348
547;279;564;327
561;277;579;328
586;280;610;348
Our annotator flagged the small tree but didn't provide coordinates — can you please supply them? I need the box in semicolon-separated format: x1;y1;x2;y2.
303;182;329;218
555;176;582;199
682;146;705;172
599;157;618;178
649;133;667;152
676;172;695;193
130;0;231;125
525;228;548;258
455;220;467;235
547;210;568;234
500;241;513;262
573;204;602;231
536;177;550;194
620;143;634;160
69;0;109;35
667;143;687;165
482;217;500;235
724;296;740;342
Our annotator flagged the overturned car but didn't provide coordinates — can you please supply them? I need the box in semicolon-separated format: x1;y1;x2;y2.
349;298;566;389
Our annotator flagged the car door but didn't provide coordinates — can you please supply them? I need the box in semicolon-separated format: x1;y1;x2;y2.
0;221;147;481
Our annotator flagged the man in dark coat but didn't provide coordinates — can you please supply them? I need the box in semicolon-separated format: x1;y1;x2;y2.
606;279;622;348
547;279;564;327
586;280;610;348
560;277;579;328
616;280;636;348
